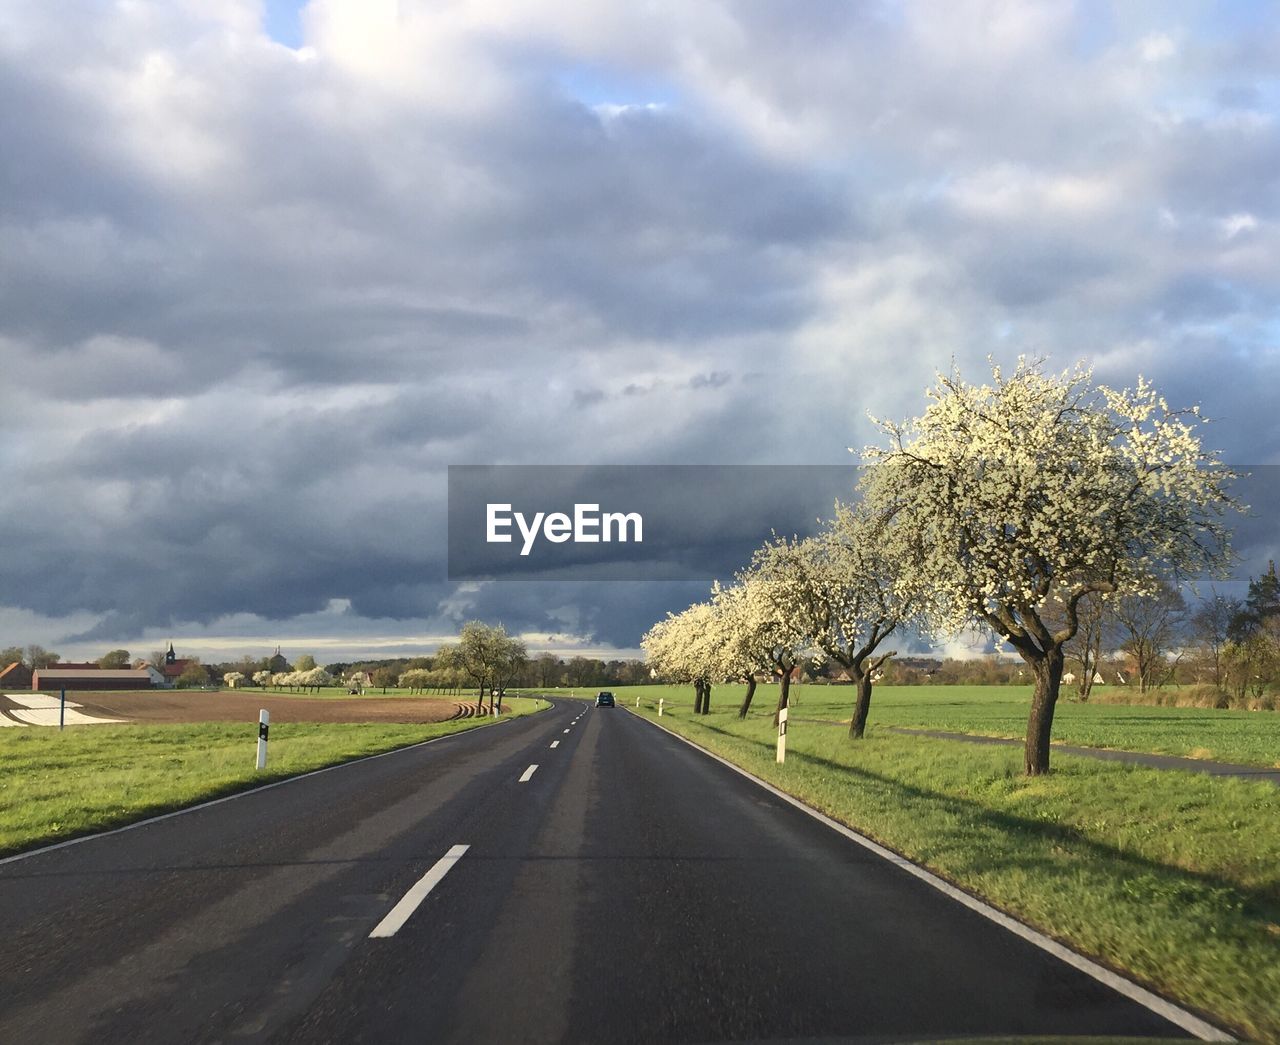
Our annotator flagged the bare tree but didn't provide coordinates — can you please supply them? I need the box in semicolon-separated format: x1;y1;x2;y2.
534;652;561;688
1190;592;1242;689
1043;591;1106;701
25;645;60;669
1108;583;1187;693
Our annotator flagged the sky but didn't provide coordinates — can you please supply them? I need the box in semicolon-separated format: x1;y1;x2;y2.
1;0;1278;664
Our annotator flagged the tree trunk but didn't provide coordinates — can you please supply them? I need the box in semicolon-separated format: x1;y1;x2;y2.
702;682;711;714
1079;627;1100;702
849;672;873;739
772;671;792;726
693;680;705;714
1024;647;1064;775
737;677;757;719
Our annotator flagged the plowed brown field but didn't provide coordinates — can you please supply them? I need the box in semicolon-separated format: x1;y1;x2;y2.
52;690;479;724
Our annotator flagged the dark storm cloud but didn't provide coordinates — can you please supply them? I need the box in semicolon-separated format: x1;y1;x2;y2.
448;465;859;582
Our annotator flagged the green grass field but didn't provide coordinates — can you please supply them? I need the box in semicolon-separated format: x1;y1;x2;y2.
621;691;1279;1041
594;683;1280;767
0;696;546;858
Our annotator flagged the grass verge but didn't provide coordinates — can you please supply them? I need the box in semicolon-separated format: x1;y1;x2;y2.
0;696;546;859
630;701;1280;1042
602;684;1280;767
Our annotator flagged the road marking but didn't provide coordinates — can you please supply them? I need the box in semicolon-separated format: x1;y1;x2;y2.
369;844;469;938
563;728;571;734
519;764;538;782
550;741;560;748
0;698;555;868
628;709;1235;1043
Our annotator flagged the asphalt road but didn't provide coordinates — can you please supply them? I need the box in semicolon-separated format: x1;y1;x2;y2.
0;700;1205;1043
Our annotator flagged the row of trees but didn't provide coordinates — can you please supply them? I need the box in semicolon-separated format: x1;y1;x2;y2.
645;360;1240;775
329;653;647;691
4;634;649;700
644;502;920;738
226;667;335;692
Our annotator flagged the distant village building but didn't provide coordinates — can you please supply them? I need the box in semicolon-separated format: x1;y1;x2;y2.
158;642;202;687
33;666;162;691
268;646;289;673
0;662;32;689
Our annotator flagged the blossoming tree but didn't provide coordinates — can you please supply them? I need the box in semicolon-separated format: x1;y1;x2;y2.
735;550;813;725
862;359;1238;774
707;581;782;719
768;507;924;739
642;601;721;713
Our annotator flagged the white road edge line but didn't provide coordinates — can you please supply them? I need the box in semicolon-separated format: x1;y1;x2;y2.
550;741;560;748
0;701;552;868
519;764;538;782
625;708;1234;1043
369;844;469;938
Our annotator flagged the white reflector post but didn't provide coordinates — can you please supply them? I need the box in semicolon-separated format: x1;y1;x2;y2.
256;709;270;770
777;706;788;763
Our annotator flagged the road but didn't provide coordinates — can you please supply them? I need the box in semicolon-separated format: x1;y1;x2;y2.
0;699;1206;1043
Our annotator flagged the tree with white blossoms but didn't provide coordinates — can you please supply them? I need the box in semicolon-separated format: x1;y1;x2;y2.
399;668;431;693
760;507;924;740
641;601;721;713
706;581;779;719
270;667;333;692
862;358;1239;774
223;671;245;689
299;666;333;692
734;550;812;725
251;669;272;687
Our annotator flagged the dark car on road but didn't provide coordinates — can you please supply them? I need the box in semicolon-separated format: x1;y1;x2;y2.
595;691;615;707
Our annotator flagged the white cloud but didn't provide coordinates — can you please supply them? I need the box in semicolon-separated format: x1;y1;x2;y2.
1138;32;1177;63
1219;211;1258;239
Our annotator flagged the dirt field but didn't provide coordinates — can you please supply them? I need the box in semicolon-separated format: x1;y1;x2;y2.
34;690;482;725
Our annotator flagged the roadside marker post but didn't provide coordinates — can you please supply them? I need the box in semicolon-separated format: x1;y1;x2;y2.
60;688;66;731
658;698;664;717
256;709;269;770
777;706;788;763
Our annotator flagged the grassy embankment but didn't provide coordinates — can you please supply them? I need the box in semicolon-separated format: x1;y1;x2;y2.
0;696;545;858
617;684;1278;1041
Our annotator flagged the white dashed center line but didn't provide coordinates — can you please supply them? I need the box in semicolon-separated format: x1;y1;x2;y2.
369;844;469;939
519;764;538;783
550;741;560;748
